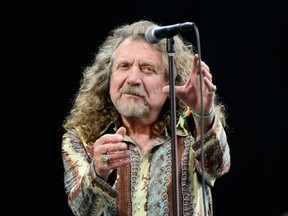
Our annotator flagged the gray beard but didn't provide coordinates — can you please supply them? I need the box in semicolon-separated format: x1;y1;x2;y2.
115;99;149;118
114;85;150;118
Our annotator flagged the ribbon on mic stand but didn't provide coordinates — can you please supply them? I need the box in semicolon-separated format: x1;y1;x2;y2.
167;37;180;216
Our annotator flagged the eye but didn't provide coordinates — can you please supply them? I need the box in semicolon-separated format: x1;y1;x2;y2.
118;63;130;71
142;65;156;74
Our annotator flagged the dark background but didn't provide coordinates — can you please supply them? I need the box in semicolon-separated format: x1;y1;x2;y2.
2;0;287;215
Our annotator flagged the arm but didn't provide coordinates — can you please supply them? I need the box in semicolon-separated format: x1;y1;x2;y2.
191;115;231;187
62;129;118;216
163;53;230;186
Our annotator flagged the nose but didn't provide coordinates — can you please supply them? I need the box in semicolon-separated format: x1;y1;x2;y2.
126;66;142;86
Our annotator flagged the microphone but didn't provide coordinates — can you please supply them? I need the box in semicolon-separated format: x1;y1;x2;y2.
145;22;194;44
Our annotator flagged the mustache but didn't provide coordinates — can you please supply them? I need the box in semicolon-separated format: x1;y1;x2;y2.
119;85;148;99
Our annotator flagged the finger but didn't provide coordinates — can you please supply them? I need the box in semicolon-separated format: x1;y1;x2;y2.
201;63;211;75
100;142;129;154
96;133;124;146
162;85;170;94
105;158;130;168
192;54;200;75
98;148;130;166
98;150;131;172
202;68;212;82
162;85;186;101
100;156;131;172
116;126;126;137
203;78;217;94
108;149;132;162
208;84;217;94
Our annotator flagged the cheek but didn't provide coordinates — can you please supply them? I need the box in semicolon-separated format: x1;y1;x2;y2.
109;78;117;99
147;80;167;99
110;74;121;90
109;74;124;100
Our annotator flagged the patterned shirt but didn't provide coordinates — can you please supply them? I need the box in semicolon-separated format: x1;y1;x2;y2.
62;116;231;216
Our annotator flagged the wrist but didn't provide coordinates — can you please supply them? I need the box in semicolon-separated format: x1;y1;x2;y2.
191;106;215;119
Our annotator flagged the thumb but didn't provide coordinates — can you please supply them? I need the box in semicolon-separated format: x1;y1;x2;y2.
162;85;170;94
116;126;126;138
163;85;185;100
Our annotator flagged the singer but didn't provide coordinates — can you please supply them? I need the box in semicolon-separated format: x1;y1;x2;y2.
61;19;231;216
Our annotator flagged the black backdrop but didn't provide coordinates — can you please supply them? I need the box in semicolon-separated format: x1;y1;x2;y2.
2;0;288;215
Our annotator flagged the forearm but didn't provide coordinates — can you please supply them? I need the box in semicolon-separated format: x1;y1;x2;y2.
62;131;118;215
191;116;231;186
64;162;117;215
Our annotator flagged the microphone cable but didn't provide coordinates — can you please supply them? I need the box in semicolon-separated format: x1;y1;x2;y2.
192;24;208;216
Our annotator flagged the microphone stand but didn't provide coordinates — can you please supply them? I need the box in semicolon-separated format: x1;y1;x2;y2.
167;37;180;216
166;24;206;216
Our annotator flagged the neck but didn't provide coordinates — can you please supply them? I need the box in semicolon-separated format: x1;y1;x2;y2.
122;118;156;155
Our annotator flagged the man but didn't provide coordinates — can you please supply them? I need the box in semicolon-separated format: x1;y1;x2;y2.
62;20;231;215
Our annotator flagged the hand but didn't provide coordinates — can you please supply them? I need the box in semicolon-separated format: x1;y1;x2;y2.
162;54;215;114
93;127;131;181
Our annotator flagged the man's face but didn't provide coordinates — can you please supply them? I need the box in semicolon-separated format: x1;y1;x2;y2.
110;38;168;120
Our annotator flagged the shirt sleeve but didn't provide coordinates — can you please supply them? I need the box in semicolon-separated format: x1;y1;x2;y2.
191;115;231;187
61;129;118;216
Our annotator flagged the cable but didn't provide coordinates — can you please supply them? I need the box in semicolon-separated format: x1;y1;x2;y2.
165;23;208;216
193;24;207;216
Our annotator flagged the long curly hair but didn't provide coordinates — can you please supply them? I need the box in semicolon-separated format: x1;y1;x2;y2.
63;20;227;143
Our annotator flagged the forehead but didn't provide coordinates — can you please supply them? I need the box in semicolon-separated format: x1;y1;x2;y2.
115;38;163;61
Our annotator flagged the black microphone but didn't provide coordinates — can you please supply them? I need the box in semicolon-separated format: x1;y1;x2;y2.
145;22;194;44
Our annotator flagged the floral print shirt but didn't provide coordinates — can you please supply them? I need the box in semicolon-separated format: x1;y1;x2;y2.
62;116;231;216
